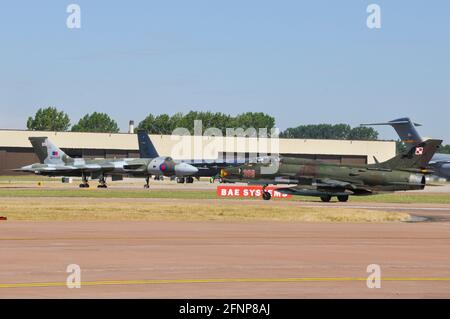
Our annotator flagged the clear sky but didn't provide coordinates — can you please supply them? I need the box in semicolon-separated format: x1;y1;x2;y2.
0;1;449;142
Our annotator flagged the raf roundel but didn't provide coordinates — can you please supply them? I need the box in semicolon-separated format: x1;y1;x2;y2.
159;163;167;172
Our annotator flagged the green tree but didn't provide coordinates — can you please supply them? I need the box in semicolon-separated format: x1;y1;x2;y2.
438;144;450;154
280;124;351;139
348;127;379;140
137;112;275;136
234;112;276;136
71;112;120;133
280;124;379;140
137;114;156;133
27;107;71;131
396;140;407;155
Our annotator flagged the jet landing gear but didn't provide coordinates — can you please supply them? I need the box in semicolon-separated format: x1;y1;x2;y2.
319;195;349;202
144;176;150;189
79;174;90;188
97;176;107;189
262;185;272;201
337;195;349;202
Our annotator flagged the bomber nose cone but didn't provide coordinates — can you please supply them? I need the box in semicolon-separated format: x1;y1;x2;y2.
174;162;198;176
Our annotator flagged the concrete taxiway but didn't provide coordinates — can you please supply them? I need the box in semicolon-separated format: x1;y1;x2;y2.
1;199;450;298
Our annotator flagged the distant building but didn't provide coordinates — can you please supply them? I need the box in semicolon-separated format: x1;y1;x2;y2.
0;129;396;175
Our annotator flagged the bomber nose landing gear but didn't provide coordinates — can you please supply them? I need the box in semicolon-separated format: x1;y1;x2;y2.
144;176;150;189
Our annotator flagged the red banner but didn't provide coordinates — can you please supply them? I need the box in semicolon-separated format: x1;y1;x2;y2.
216;185;292;199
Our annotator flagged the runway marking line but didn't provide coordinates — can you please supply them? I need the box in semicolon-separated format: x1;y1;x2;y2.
2;277;450;289
2;236;450;241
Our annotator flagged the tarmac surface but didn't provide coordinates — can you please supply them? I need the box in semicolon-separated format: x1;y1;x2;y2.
1;191;450;298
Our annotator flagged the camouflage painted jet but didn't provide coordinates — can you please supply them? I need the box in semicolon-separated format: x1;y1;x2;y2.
17;137;198;188
220;139;442;202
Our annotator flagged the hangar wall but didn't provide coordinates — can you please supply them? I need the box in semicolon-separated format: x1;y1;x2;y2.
0;129;396;175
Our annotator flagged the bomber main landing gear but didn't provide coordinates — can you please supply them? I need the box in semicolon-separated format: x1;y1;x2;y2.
79;174;90;188
97;176;107;188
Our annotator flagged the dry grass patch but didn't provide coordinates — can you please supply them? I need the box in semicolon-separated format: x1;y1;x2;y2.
0;198;410;223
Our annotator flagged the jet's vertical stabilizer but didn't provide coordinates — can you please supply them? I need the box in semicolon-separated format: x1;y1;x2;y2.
373;139;442;170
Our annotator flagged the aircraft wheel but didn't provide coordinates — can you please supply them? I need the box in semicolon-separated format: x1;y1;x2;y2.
262;191;272;201
320;195;332;202
337;195;349;202
79;184;85;188
177;177;185;184
144;184;150;189
186;177;194;184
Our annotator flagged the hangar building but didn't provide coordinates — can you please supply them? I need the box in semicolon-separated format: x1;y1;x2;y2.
0;129;396;175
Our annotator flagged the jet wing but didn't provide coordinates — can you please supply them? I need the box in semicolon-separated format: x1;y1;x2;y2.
276;178;374;197
314;178;353;188
276;186;351;197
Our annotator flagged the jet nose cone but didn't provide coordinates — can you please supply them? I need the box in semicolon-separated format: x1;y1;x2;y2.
220;169;229;178
175;163;198;176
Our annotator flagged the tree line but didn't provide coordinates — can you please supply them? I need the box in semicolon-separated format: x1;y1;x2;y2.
30;107;450;149
26;107;119;133
136;111;276;136
279;124;379;140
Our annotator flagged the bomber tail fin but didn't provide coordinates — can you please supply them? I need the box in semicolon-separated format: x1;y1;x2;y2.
373;139;442;171
28;137;70;164
137;130;159;158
